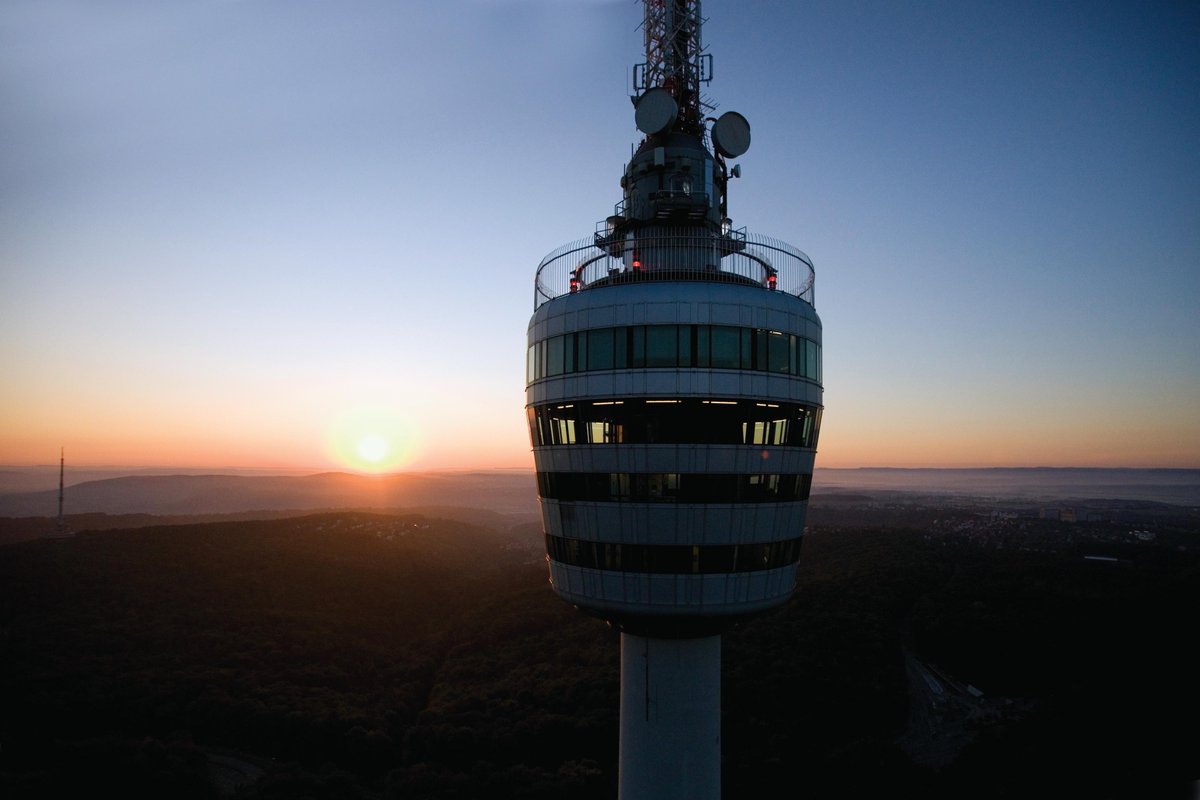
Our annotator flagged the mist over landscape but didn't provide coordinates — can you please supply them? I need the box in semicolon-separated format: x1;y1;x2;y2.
2;466;1197;521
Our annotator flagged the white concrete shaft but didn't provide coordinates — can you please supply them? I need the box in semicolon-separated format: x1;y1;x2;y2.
619;633;721;800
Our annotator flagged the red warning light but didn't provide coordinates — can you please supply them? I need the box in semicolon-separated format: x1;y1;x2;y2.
632;249;643;271
767;273;777;290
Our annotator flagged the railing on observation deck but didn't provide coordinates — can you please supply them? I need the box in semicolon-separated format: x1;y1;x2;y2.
533;228;815;310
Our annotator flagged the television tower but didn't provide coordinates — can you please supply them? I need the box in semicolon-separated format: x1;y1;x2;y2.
525;2;822;798
52;447;72;538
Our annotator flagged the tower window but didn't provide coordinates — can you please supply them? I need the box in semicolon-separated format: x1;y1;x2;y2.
528;398;822;448
545;533;804;575
535;471;812;503
528;324;821;383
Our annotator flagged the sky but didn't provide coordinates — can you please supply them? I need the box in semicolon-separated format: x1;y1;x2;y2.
1;0;1197;472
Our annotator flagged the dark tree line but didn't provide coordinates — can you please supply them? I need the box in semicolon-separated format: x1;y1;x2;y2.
1;509;1196;798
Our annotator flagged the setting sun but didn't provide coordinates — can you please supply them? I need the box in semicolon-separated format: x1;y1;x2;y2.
356;434;389;464
327;405;418;473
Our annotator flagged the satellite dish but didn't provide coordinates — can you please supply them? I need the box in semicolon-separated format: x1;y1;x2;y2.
711;111;751;158
634;88;679;135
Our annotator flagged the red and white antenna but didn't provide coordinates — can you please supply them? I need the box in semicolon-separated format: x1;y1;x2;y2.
633;0;713;136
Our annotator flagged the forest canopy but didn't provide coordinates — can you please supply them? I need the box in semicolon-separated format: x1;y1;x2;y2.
1;502;1196;798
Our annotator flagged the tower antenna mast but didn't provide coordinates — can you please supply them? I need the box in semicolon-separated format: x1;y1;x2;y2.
58;448;64;528
53;447;71;538
634;0;714;136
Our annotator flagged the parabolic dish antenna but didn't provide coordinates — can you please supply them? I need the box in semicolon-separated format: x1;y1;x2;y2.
634;88;679;135
711;111;751;158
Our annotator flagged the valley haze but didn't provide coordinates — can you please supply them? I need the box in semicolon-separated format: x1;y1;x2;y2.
1;467;1197;520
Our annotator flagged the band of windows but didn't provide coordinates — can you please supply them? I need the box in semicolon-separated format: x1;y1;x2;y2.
536;472;812;504
545;534;804;575
526;324;822;383
528;398;821;448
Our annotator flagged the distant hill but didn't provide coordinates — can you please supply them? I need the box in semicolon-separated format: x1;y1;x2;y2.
0;470;539;518
814;467;1200;505
2;467;1195;523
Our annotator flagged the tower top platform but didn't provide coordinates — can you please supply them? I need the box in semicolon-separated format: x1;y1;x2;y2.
534;227;815;311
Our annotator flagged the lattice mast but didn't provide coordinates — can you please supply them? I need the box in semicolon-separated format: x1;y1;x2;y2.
52;446;71;538
600;0;751;258
634;0;713;138
57;447;64;531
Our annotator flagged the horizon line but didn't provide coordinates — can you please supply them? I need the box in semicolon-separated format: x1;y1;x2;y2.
4;464;1199;473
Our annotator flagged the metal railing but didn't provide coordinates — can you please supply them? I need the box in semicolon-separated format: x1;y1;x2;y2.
534;228;816;310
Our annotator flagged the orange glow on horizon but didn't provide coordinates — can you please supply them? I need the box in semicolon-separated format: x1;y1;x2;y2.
325;405;421;473
2;386;1197;471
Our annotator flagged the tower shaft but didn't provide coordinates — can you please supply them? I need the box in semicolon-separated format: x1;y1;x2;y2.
619;633;721;800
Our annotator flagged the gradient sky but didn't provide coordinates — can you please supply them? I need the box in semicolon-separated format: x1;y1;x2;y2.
2;0;1197;471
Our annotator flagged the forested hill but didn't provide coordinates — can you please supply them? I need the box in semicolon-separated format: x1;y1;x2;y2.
0;470;539;518
1;509;1196;798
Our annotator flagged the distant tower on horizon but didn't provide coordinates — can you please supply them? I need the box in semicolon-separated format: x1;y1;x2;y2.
52;447;72;538
525;2;822;798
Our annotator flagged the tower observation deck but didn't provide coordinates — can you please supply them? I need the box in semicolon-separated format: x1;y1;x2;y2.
525;3;822;798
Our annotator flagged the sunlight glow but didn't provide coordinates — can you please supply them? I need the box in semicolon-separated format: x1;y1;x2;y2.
356;435;388;463
327;405;419;473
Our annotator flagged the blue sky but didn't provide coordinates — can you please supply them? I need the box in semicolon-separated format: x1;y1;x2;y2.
2;0;1197;469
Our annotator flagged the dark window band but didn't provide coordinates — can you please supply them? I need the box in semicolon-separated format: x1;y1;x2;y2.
536;472;812;504
528;398;821;448
526;323;822;384
546;533;803;574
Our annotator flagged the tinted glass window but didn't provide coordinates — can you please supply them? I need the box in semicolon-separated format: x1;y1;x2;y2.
678;325;693;366
629;326;645;367
529;399;822;448
768;331;789;373
545;533;803;575
527;324;823;383
564;333;576;373
646;325;677;367
710;326;740;368
586;328;612;370
536;471;811;503
546;335;564;376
